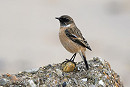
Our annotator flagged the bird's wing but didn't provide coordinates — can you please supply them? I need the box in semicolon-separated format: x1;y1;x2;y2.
65;27;92;51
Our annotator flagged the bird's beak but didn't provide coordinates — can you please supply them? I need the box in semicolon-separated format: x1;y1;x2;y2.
55;17;60;20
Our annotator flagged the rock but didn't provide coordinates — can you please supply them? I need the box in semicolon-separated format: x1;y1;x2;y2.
98;80;104;86
62;82;66;87
0;57;124;87
81;78;88;82
28;79;36;87
0;79;8;86
55;69;63;76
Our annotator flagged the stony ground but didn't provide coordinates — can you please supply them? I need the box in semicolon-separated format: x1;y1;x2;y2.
0;57;123;87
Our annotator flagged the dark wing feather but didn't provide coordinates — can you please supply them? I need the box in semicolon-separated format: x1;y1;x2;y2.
65;28;92;51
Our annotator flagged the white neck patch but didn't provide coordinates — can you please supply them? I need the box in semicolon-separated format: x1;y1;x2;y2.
62;24;71;27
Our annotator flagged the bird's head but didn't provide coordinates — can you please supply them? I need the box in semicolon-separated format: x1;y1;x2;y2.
56;15;75;27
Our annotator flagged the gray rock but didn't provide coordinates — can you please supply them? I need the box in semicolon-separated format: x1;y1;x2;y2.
0;57;124;87
0;78;8;86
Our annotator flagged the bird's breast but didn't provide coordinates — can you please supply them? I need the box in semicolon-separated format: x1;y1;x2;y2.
59;28;84;53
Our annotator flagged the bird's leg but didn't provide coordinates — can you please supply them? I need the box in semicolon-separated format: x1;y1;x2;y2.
70;53;77;61
79;51;89;70
82;55;89;70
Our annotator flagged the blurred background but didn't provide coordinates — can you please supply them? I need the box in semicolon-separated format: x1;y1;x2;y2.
0;0;129;86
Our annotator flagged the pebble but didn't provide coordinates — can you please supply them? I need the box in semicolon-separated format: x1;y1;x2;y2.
81;78;88;82
99;80;104;86
72;78;78;85
56;69;62;76
0;79;8;86
89;85;96;87
24;68;39;73
28;79;36;87
62;82;66;87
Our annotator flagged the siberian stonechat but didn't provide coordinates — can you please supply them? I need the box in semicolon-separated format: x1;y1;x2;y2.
56;15;92;70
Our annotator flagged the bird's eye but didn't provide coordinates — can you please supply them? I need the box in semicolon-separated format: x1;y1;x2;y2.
62;18;70;22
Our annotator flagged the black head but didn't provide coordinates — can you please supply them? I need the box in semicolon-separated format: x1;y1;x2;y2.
56;15;74;26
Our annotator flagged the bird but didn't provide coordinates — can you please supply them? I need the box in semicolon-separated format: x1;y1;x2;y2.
56;15;92;70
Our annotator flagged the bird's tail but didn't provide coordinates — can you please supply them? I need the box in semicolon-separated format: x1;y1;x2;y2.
79;51;89;70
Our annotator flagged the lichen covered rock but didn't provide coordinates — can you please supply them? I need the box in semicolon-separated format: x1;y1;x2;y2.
0;57;123;87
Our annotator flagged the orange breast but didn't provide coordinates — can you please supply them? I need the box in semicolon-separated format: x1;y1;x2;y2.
59;28;84;53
